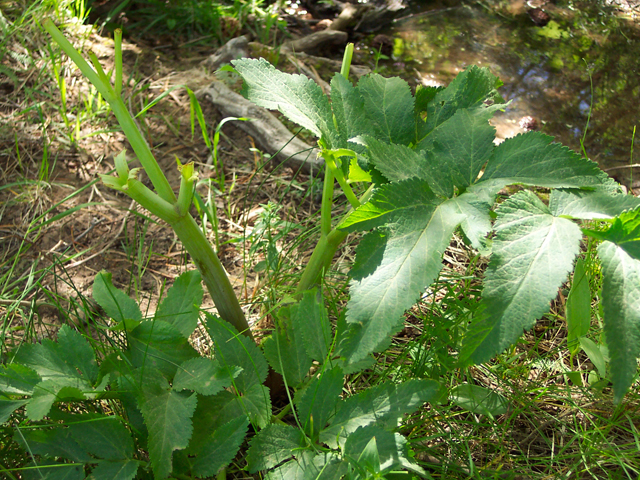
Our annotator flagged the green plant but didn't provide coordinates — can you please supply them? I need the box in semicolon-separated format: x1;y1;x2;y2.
230;51;640;401
43;22;251;339
0;271;437;479
7;16;639;479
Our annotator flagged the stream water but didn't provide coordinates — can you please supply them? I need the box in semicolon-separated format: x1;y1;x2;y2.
384;0;640;188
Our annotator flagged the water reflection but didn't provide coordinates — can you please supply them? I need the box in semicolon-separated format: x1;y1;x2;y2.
390;0;640;187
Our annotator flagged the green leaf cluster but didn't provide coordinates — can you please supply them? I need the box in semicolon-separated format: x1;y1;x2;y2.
3;277;438;479
2;271;251;479
233;57;640;402
249;288;439;479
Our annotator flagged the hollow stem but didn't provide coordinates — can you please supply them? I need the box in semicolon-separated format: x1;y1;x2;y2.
171;214;253;339
44;20;176;204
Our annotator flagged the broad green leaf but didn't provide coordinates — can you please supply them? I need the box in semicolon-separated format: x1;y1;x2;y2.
205;313;268;392
15;427;92;463
414;84;442;115
320;379;439;448
566;257;591;355
353;436;381;475
90;459;139;480
330;72;372;144
462;190;582;364
0;363;41;395
92;271;142;324
154;270;203;337
67;415;134;460
22;461;84;480
344;425;426;476
232;57;336;143
15;339;81;382
0;399;27;423
139;374;197;479
579;337;607;379
186;392;238;452
335;317;400;372
420;106;500;197
597;241;640;402
340;179;464;362
449;383;509;416
57;324;98;383
358;74;415;146
26;379;88;421
418;65;503;142
190;416;249;477
293;288;331;362
173;357;240;396
265;452;347;480
589;207;640;260
478;132;617;192
186;378;270;436
246;424;306;472
446;187;495;252
550;189;640;219
238;383;272;428
127;320;198;380
362;136;430;183
348;157;373;183
295;366;343;438
263;306;312;386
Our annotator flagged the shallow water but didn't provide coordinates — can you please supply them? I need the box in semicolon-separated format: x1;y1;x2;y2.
388;0;640;187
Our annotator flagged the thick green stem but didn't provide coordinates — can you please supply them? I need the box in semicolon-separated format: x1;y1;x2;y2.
296;228;348;293
296;185;375;293
44;20;176;204
171;214;252;339
324;153;360;210
44;21;251;338
320;164;334;237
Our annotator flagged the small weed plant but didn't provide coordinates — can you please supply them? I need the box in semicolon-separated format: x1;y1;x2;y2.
1;19;640;479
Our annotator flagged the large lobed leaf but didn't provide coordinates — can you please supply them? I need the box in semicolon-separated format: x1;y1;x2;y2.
15;325;95;383
262;305;312;387
598;240;640;403
0;363;41;395
173;357;240;396
292;288;332;362
478;132;618;192
232;57;337;145
127;320;198;380
340;178;464;363
417;65;504;143
420;105;501;198
246;424;306;473
330;73;372;146
154;270;203;338
139;374;197;479
295;366;343;438
590;206;640;260
550;189;640;220
462;190;582;364
92;271;142;324
190;416;249;477
319;379;439;448
264;452;346;480
205;313;268;392
358;74;415;146
343;425;426;476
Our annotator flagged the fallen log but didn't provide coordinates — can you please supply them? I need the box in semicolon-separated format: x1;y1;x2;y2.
281;29;348;54
202;35;250;71
197;81;322;174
